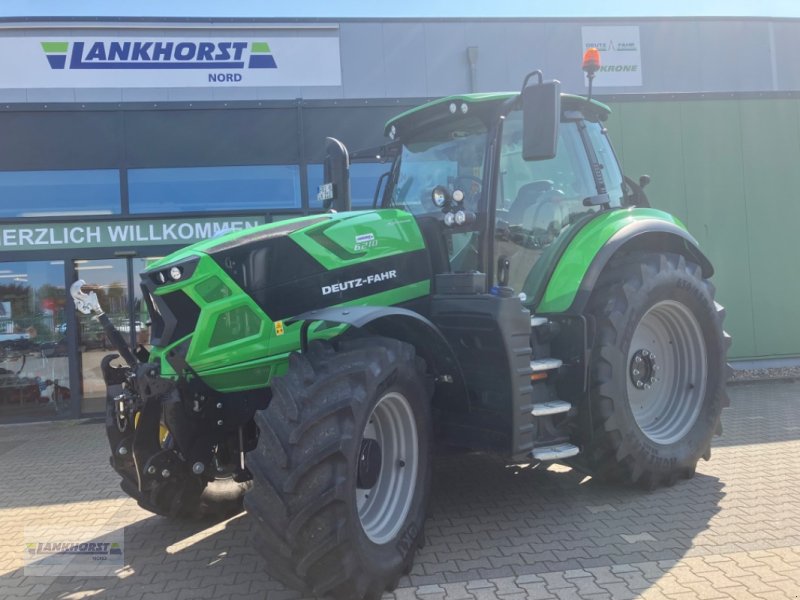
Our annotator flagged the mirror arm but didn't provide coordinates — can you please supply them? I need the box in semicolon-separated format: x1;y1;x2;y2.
520;69;544;92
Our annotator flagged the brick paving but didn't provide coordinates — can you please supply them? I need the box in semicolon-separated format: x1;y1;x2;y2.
1;380;799;599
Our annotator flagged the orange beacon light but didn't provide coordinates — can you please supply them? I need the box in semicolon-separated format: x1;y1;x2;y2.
582;47;601;74
582;47;601;100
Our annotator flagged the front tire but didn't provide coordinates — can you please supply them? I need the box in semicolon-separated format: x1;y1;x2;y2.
245;337;432;600
585;252;731;489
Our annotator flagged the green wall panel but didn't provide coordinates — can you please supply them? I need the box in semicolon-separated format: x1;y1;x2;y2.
679;101;755;358
616;101;689;224
738;99;800;357
605;97;800;359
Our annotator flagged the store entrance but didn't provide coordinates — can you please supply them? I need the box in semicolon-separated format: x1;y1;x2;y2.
73;257;158;414
74;258;129;414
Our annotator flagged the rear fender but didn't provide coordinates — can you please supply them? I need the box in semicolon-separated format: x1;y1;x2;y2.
536;208;713;314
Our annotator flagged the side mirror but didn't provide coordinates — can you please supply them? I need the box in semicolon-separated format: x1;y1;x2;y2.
319;137;351;212
639;174;651;189
522;78;561;162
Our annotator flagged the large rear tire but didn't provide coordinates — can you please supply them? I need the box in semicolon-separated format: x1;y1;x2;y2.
585;252;731;489
245;337;432;600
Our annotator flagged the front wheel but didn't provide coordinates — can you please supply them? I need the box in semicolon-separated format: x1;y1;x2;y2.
245;337;431;600
585;252;731;489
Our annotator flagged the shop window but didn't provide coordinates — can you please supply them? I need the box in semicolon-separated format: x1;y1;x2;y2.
128;165;302;213
0;170;120;218
307;162;390;209
0;260;70;422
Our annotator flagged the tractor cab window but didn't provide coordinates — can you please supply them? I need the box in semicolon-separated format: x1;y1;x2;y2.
495;111;596;299
387;116;487;271
388;117;486;216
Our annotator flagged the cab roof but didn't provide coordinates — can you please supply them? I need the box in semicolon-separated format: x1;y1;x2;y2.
384;92;611;138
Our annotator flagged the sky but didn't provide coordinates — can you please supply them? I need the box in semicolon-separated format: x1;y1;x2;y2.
1;0;799;19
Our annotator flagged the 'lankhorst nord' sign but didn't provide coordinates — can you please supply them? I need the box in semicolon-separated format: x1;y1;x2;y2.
0;216;267;251
0;33;342;88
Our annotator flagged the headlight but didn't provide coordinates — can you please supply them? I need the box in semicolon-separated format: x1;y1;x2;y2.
431;185;449;208
147;256;199;286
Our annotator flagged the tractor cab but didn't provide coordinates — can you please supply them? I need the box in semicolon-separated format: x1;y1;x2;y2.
377;82;625;309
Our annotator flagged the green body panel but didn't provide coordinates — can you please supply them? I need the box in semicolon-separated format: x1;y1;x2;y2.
289;209;426;270
536;208;687;313
143;210;430;392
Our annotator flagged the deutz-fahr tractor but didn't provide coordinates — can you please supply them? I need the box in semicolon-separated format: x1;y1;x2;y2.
72;67;729;599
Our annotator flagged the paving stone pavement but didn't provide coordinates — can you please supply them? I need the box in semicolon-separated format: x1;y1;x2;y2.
1;379;799;599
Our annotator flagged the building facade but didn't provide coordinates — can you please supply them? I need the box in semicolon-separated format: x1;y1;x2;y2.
1;16;798;422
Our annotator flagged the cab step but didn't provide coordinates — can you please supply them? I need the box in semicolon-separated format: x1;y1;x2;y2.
532;443;580;461
531;400;571;417
530;358;563;372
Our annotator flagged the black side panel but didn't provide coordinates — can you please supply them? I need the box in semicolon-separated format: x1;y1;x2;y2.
430;294;532;456
211;235;327;293
211;234;432;322
257;249;431;321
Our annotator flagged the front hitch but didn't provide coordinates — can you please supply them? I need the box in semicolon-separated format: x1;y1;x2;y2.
70;279;140;367
71;280;191;494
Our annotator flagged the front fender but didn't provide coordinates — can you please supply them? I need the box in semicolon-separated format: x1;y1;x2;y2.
536;208;713;314
292;305;468;405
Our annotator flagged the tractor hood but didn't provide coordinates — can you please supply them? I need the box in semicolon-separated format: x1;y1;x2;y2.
139;210;431;386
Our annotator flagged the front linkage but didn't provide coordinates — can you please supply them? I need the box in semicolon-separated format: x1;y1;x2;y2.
72;281;261;518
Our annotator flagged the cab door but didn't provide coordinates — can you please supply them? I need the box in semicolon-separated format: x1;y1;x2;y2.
493;111;599;304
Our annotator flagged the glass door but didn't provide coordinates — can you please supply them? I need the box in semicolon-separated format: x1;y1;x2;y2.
73;258;129;415
0;260;70;423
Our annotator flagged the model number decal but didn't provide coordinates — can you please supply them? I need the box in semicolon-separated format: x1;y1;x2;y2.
321;270;397;296
354;233;378;251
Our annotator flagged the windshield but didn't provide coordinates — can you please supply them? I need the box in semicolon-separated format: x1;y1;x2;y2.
387;117;487;217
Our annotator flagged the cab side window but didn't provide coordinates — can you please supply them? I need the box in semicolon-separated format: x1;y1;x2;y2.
495;111;595;295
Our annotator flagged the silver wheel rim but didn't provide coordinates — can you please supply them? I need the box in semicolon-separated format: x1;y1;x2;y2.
627;300;707;445
356;391;419;545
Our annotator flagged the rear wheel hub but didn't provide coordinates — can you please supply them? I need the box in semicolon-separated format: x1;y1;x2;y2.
356;438;382;490
629;349;657;390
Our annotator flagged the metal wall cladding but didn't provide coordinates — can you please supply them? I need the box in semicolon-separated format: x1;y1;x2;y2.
606;97;800;359
0;18;798;104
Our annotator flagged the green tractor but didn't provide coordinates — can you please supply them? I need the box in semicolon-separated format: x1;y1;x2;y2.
72;71;729;599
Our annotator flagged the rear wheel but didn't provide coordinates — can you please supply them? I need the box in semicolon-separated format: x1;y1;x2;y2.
245;337;431;600
585;252;730;489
